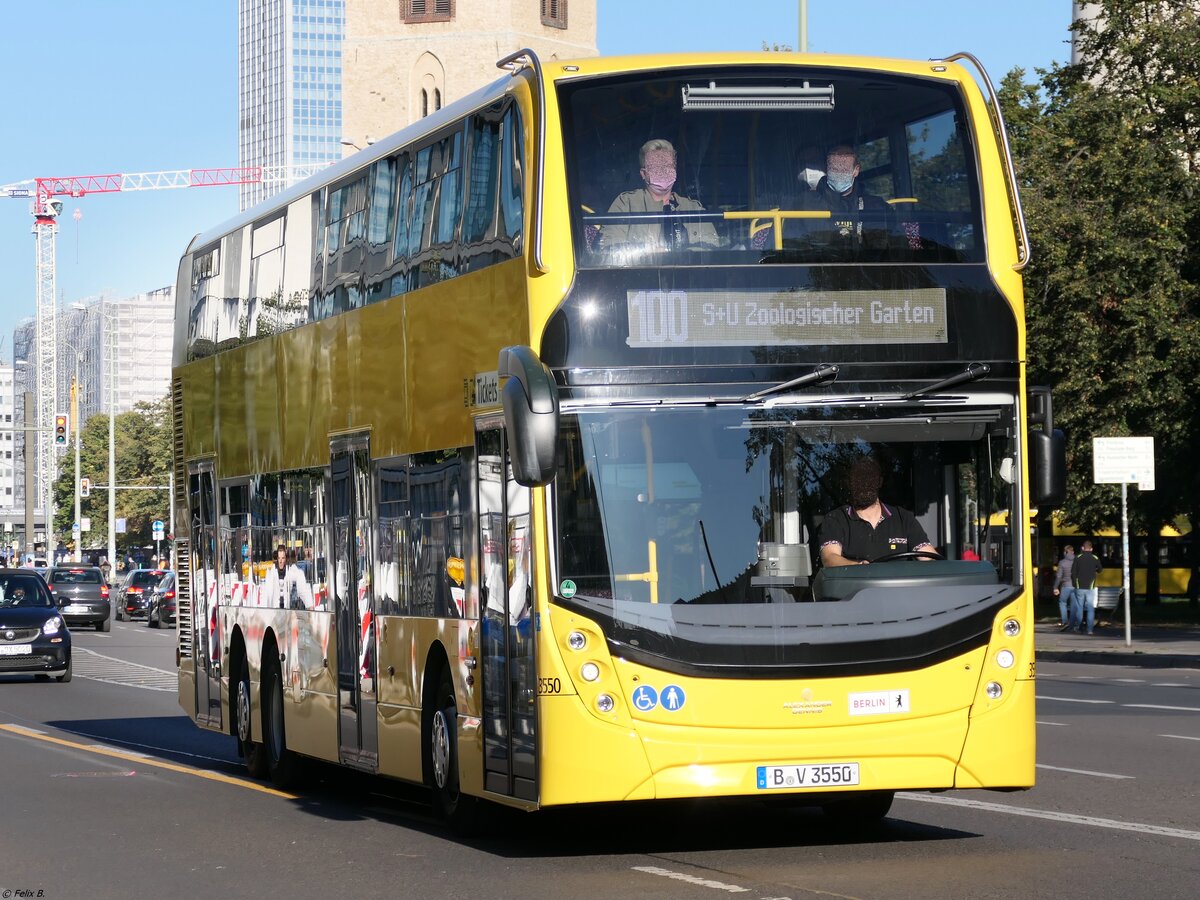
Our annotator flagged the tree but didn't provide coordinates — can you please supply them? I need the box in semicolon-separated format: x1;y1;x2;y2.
999;9;1200;602
52;395;172;560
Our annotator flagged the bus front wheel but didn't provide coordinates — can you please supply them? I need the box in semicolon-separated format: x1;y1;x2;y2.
429;672;479;833
821;791;894;827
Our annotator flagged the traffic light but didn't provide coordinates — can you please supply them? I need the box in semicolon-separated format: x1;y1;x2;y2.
54;414;69;446
80;477;91;498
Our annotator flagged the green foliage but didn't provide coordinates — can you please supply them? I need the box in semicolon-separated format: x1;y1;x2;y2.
52;395;172;556
997;1;1200;580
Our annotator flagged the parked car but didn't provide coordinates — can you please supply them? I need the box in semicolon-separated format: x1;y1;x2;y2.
146;571;177;629
116;569;167;621
0;569;72;682
47;566;112;632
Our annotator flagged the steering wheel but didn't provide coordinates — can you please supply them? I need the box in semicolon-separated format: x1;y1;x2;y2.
870;549;944;563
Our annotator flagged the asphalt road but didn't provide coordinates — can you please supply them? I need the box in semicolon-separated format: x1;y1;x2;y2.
1;624;1198;900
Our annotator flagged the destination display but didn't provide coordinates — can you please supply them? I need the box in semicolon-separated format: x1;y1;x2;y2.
625;287;947;348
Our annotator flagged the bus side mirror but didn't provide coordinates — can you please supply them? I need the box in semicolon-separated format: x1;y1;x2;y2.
1031;428;1067;509
499;345;559;487
1028;386;1066;509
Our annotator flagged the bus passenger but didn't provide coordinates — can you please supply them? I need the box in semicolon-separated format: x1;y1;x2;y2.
602;139;720;253
819;457;936;567
798;144;894;252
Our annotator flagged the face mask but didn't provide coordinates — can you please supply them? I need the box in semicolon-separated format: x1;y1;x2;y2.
800;167;824;190
645;166;676;194
827;171;855;194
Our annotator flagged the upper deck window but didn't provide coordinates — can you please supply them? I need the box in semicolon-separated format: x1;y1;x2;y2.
560;68;984;268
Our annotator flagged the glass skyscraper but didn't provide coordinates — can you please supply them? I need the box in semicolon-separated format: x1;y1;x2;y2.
238;0;345;210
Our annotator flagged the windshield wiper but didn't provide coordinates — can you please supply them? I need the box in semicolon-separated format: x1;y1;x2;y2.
744;364;840;402
902;362;991;400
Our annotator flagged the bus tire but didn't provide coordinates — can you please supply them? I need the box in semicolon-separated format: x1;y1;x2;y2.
429;672;479;834
236;665;268;779
263;658;299;788
821;791;894;828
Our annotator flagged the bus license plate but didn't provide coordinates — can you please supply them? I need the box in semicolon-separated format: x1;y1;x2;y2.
0;644;34;656
756;762;860;790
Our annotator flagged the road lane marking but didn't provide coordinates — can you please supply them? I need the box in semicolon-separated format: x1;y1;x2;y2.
0;723;296;799
72;647;177;692
1151;683;1189;688
1036;764;1133;780
1036;720;1068;726
631;866;750;894
898;793;1200;842
1112;678;1144;683
1123;703;1200;712
1038;696;1113;704
1160;734;1200;742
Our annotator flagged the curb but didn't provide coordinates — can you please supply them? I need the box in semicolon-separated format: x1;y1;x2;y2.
1035;649;1200;669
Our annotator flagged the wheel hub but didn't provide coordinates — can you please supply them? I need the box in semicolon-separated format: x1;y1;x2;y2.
432;709;450;789
236;680;251;742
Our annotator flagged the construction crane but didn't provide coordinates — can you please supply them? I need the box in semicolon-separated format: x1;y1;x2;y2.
2;164;327;560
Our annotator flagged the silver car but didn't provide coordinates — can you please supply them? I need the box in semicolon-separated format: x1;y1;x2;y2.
48;566;112;633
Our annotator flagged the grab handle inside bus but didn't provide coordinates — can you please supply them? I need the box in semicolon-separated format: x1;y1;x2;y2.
499;345;559;487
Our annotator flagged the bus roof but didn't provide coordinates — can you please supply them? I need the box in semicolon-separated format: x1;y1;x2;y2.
185;51;979;258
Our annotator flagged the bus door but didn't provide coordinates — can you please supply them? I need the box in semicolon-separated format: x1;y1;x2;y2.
476;423;537;801
188;462;222;729
331;436;378;769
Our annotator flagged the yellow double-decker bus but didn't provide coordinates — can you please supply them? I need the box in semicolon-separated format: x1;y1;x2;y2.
172;49;1064;828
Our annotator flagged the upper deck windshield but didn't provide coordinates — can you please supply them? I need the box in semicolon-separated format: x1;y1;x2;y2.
553;402;1018;674
561;67;984;267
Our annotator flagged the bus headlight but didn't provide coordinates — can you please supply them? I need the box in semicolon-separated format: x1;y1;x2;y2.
596;693;615;713
1003;618;1020;637
996;649;1015;669
567;631;587;651
985;681;1003;699
580;661;600;682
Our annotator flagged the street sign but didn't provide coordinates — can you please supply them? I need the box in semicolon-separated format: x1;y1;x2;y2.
81;517;91;532
153;519;164;530
1093;436;1155;490
115;518;127;534
72;522;80;533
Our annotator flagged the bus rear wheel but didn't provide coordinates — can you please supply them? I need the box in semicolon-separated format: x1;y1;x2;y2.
263;660;299;788
429;672;479;834
236;667;268;779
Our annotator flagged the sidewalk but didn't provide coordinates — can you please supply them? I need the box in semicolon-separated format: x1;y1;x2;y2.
1035;621;1200;669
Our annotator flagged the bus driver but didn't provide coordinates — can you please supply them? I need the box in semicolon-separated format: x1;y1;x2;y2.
819;456;936;567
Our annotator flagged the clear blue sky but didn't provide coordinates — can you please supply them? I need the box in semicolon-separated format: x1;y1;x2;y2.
0;1;1072;355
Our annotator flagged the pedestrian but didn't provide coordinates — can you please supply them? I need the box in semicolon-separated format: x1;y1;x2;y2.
1071;540;1103;635
1053;544;1076;630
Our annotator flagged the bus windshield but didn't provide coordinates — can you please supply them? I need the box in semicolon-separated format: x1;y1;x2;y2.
553;402;1017;671
561;67;983;267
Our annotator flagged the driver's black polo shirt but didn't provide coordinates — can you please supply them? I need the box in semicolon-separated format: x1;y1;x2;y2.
818;503;932;563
